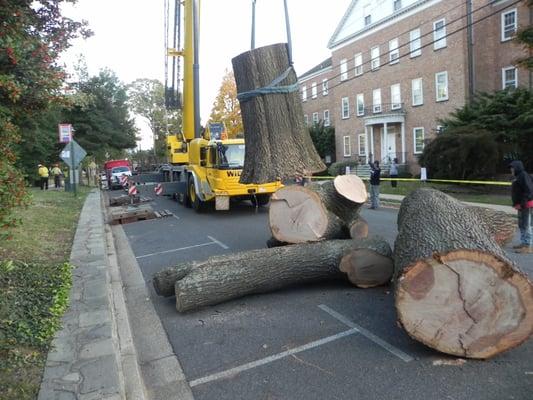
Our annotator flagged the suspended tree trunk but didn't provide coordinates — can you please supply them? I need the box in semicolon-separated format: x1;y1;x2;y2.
394;188;533;359
269;175;367;243
232;43;325;184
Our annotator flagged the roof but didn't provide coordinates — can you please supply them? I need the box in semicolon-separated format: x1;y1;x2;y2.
298;57;332;81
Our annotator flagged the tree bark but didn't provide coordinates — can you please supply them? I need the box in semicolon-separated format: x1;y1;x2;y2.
232;43;325;184
394;188;533;359
466;206;516;246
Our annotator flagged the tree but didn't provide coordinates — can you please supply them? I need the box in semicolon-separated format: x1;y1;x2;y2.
309;122;336;161
515;0;533;70
435;88;533;172
0;0;91;237
63;69;138;163
128;78;181;161
208;70;242;138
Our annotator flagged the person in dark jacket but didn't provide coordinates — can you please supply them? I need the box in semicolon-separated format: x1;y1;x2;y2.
369;160;381;209
510;160;533;253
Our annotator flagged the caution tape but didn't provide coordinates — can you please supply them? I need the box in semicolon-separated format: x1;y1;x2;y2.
304;176;511;186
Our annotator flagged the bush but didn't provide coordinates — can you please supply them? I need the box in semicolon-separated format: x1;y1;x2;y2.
328;160;359;176
418;128;499;179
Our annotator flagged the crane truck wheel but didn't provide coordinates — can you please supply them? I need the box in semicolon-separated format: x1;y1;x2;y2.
188;178;204;212
251;194;271;207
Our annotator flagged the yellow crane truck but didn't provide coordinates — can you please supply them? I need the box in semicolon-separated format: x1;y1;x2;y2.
137;0;282;211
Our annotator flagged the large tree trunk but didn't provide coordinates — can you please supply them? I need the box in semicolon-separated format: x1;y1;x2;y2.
232;43;325;184
466;206;516;246
394;188;533;359
269;176;367;243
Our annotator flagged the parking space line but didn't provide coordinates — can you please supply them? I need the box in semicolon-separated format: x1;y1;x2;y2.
135;241;216;259
207;235;229;249
318;304;414;363
188;327;359;388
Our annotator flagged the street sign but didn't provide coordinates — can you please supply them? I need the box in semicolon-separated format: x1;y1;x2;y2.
58;124;73;143
60;140;87;169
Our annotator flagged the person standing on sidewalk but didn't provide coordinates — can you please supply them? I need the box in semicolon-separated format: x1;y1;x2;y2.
510;160;533;253
389;158;399;188
369;160;381;209
51;164;63;189
38;164;49;190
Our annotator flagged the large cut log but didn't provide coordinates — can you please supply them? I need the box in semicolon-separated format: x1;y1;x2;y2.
394;188;533;359
269;176;367;243
466;206;516;246
232;43;325;184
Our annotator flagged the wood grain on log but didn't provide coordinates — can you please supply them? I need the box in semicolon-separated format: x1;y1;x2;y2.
232;43;325;184
394;188;533;359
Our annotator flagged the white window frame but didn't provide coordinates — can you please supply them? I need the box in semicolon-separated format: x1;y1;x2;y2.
312;112;319;125
393;0;402;12
341;97;350;119
304;114;308;126
340;59;348;81
311;82;317;99
373;88;382;113
354;53;363;76
302;86;307;102
409;29;421;58
413;127;425;154
389;38;399;64
435;71;449;102
343;136;351;157
356;93;365;116
324;110;330;126
371;46;380;70
501;9;517;41
391;84;401;109
358;134;367;156
411;78;423;106
433;18;447;50
502;66;518;89
322;79;329;96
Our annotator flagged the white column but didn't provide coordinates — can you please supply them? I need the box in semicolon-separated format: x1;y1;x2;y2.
364;125;369;164
370;126;375;162
401;122;406;163
383;122;388;163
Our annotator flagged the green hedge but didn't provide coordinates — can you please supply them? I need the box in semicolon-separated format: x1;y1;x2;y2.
327;161;359;176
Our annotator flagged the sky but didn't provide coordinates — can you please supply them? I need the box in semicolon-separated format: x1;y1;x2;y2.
61;0;351;150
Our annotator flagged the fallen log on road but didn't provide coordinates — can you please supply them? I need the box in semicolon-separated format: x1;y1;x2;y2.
466;206;516;246
394;188;533;359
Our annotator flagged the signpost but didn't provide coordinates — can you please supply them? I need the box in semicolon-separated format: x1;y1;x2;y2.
60;139;87;195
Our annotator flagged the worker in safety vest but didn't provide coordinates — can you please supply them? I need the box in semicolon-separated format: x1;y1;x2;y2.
51;164;63;189
38;164;49;190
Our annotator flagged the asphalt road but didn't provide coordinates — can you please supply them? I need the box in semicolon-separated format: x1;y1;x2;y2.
112;185;533;400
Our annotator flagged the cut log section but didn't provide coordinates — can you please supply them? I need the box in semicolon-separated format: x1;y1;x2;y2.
269;176;367;243
232;43;325;184
394;188;533;359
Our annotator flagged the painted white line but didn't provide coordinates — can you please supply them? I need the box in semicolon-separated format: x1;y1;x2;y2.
207;235;229;250
172;214;180;221
136;241;215;259
189;327;358;387
318;304;413;362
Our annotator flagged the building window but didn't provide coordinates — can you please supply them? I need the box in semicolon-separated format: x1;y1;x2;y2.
311;82;317;99
312;112;319;125
343;136;351;157
389;38;399;64
356;93;365;116
373;88;382;113
302;86;307;102
435;71;448;101
354;53;363;76
501;9;517;41
304;114;308;126
322;79;329;96
340;59;348;81
410;29;421;57
391;84;401;109
411;78;423;106
324;110;330;126
502;66;517;89
365;15;371;26
358;134;367;156
433;19;447;50
393;0;402;12
413;127;425;154
371;46;380;70
342;97;350;119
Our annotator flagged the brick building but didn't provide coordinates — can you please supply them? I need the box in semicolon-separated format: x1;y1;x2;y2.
299;0;531;173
